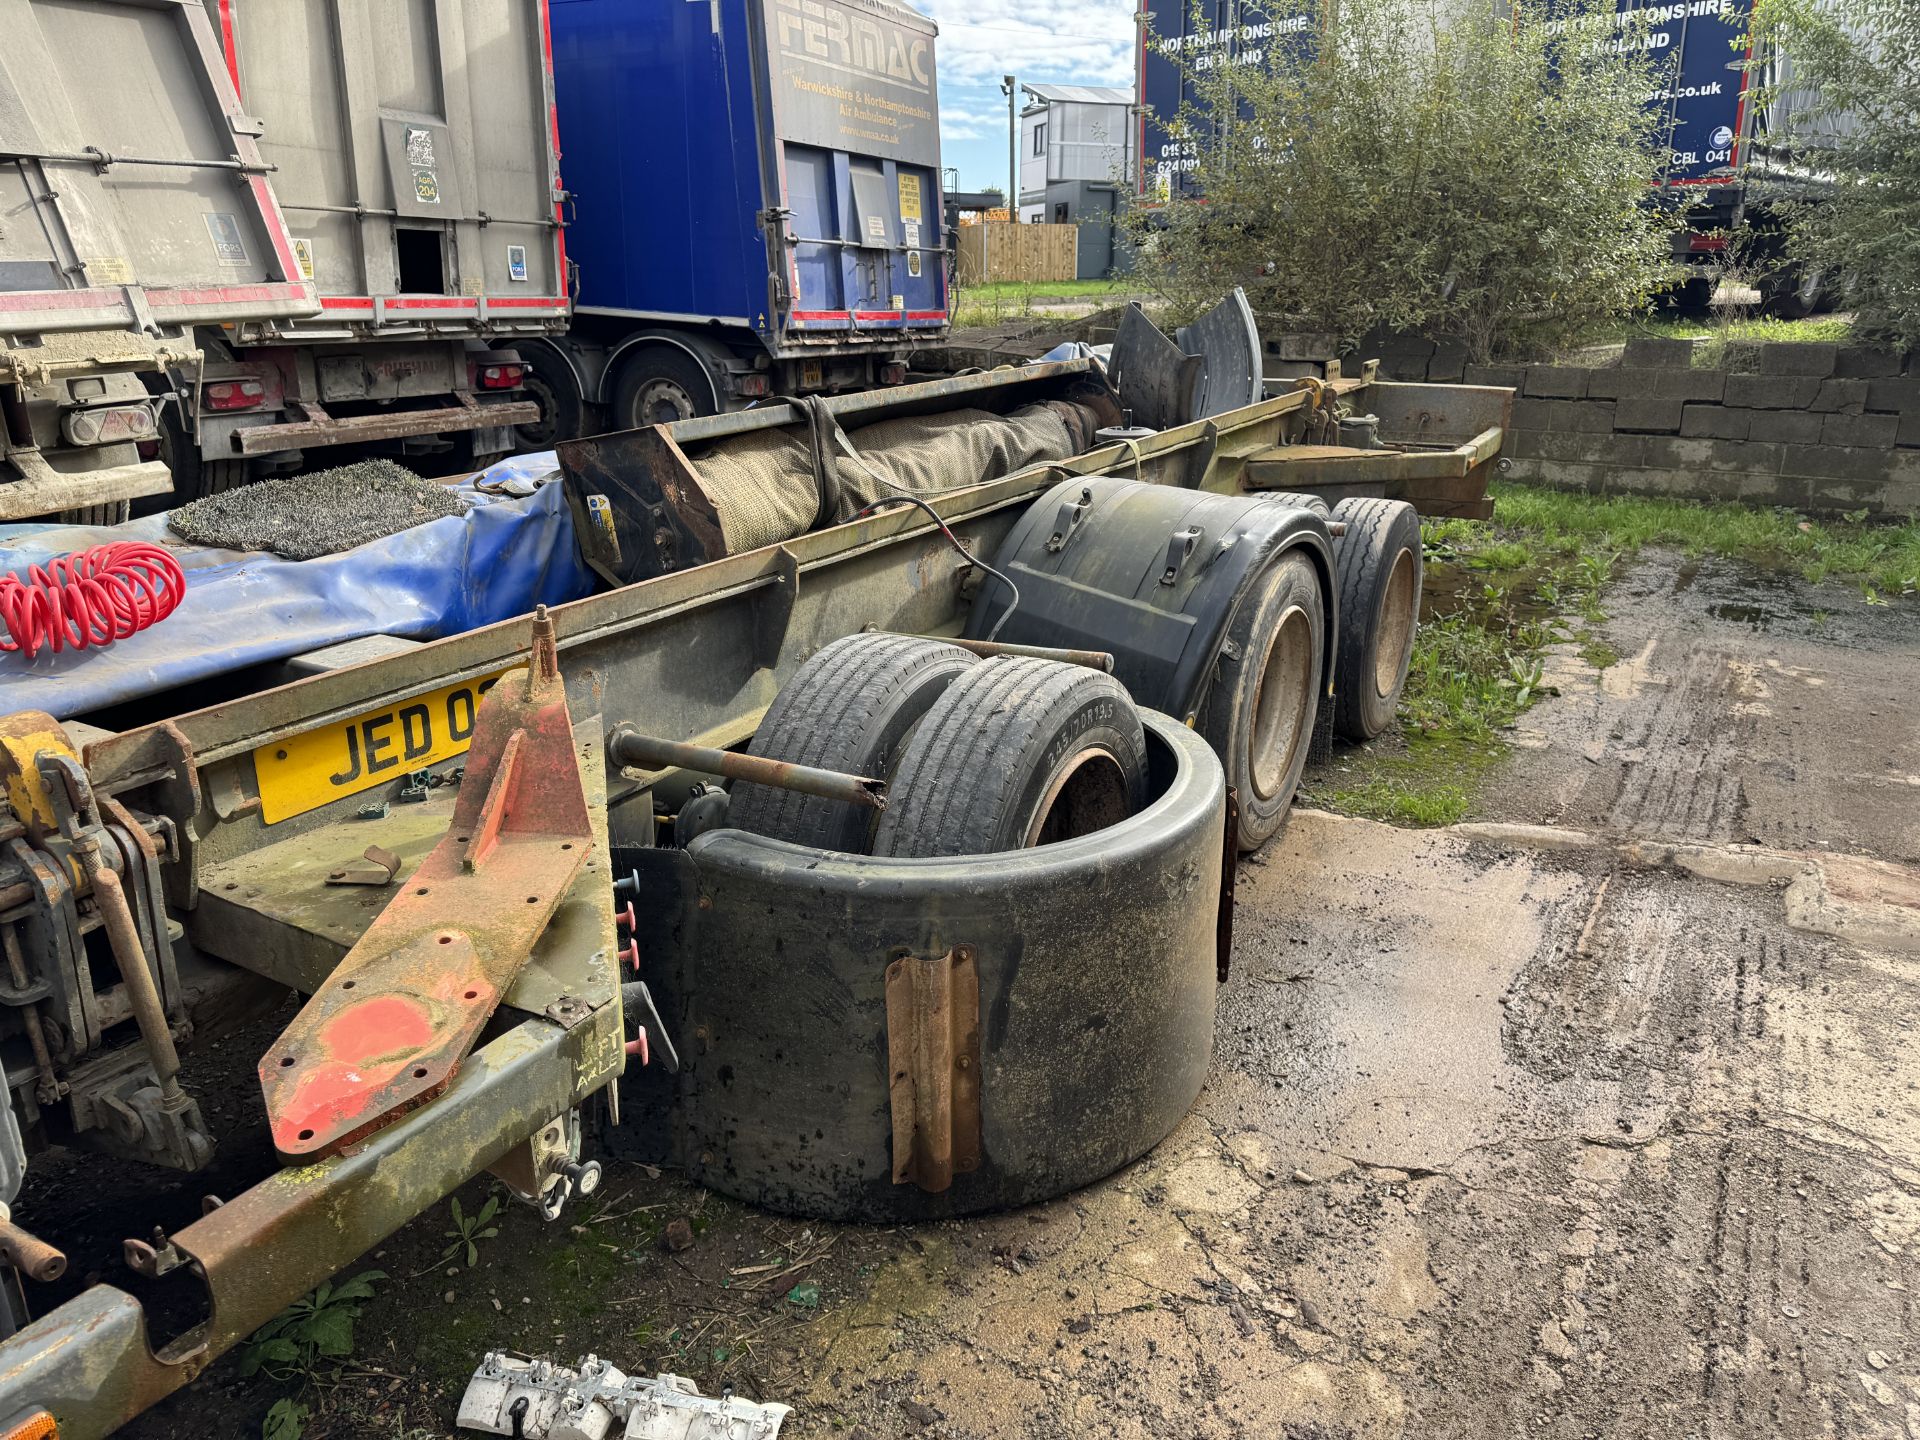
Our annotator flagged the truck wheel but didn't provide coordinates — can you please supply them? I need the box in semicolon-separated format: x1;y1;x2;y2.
1761;265;1829;320
1199;550;1325;851
515;344;589;450
1655;276;1715;316
731;634;978;854
612;347;715;428
874;656;1148;857
147;385;248;507
1330;497;1421;743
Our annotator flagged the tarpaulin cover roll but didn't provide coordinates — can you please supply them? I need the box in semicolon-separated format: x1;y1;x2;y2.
0;453;595;721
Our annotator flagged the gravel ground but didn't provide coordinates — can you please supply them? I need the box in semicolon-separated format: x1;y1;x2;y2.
167;460;467;559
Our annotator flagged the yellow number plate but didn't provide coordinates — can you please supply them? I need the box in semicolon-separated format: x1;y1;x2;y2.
254;672;506;824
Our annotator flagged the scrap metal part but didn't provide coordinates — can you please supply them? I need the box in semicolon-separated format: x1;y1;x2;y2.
258;606;594;1160
457;1352;791;1440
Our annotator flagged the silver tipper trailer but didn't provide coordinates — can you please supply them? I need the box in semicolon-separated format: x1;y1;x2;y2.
160;0;572;495
0;0;316;522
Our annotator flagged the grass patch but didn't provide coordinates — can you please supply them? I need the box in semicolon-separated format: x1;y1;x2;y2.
1566;313;1853;367
1477;482;1920;600
949;278;1136;329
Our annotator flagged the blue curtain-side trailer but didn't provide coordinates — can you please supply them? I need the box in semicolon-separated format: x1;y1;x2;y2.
527;0;952;437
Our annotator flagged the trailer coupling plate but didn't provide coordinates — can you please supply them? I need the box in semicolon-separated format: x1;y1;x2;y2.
259;608;593;1161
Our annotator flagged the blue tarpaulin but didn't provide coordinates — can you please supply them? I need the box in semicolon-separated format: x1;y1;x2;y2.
0;452;595;720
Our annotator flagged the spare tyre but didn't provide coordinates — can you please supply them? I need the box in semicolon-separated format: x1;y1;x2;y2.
1330;496;1422;742
874;655;1148;857
730;633;977;853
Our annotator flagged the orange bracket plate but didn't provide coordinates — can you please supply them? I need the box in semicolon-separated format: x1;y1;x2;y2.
258;612;593;1161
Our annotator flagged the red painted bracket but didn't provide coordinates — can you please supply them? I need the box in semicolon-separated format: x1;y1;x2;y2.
259;608;594;1161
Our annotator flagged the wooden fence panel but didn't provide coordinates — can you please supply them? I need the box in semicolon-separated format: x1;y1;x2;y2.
955;223;1078;285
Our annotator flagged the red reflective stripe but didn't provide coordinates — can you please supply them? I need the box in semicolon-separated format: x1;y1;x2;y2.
790;310;850;321
852;310;902;320
219;0;240;96
148;283;309;306
318;295;565;312
904;310;947;321
0;289;125;312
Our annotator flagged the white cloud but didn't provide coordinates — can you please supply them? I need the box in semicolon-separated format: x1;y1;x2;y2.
908;0;1139;89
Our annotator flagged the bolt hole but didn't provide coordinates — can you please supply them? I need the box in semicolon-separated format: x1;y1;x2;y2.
416;887;429;896
297;1129;313;1141
526;895;539;904
464;989;478;1000
341;980;356;990
561;843;573;850
438;935;454;945
456;835;469;843
279;1055;295;1068
224;883;238;892
412;1066;428;1079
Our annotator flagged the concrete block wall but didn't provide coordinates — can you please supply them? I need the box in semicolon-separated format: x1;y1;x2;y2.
1483;340;1920;517
1273;329;1919;518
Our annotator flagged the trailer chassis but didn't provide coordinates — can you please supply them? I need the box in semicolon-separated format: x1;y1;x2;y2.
0;359;1507;1437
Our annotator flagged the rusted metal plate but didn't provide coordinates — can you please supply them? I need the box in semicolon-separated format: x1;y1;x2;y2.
884;946;982;1193
259;612;593;1160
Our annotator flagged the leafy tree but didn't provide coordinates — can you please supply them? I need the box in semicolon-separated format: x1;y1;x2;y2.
1127;0;1672;359
1745;0;1920;343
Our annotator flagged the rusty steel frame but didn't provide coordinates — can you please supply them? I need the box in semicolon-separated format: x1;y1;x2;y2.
0;359;1507;1437
261;612;595;1160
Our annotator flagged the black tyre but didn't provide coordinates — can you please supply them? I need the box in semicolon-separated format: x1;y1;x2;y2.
144;383;247;510
1655;275;1716;316
611;346;715;428
874;656;1149;858
515;342;592;450
1761;265;1829;320
1198;549;1326;851
731;634;977;854
1331;497;1422;743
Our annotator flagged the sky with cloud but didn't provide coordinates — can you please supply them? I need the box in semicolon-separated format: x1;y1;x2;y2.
903;1;1140;193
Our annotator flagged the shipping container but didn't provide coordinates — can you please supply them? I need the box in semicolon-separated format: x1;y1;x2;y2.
0;0;314;519
527;0;950;433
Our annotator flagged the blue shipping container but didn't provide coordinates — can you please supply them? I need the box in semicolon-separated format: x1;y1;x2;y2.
550;0;948;344
1135;0;1753;195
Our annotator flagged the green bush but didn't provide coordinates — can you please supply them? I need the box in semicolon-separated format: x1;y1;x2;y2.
1126;0;1671;358
1746;0;1920;346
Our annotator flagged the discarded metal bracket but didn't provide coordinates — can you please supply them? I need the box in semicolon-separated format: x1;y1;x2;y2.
457;1352;792;1439
259;608;595;1161
884;946;983;1192
325;845;401;887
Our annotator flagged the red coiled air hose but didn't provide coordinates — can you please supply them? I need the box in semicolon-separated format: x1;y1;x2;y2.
0;542;188;661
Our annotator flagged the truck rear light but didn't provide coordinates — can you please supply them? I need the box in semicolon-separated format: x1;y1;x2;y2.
478;364;525;390
61;403;157;448
204;379;267;411
1687;234;1728;252
736;373;770;397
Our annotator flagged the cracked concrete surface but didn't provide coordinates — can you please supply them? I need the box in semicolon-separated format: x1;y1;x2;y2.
780;552;1920;1439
